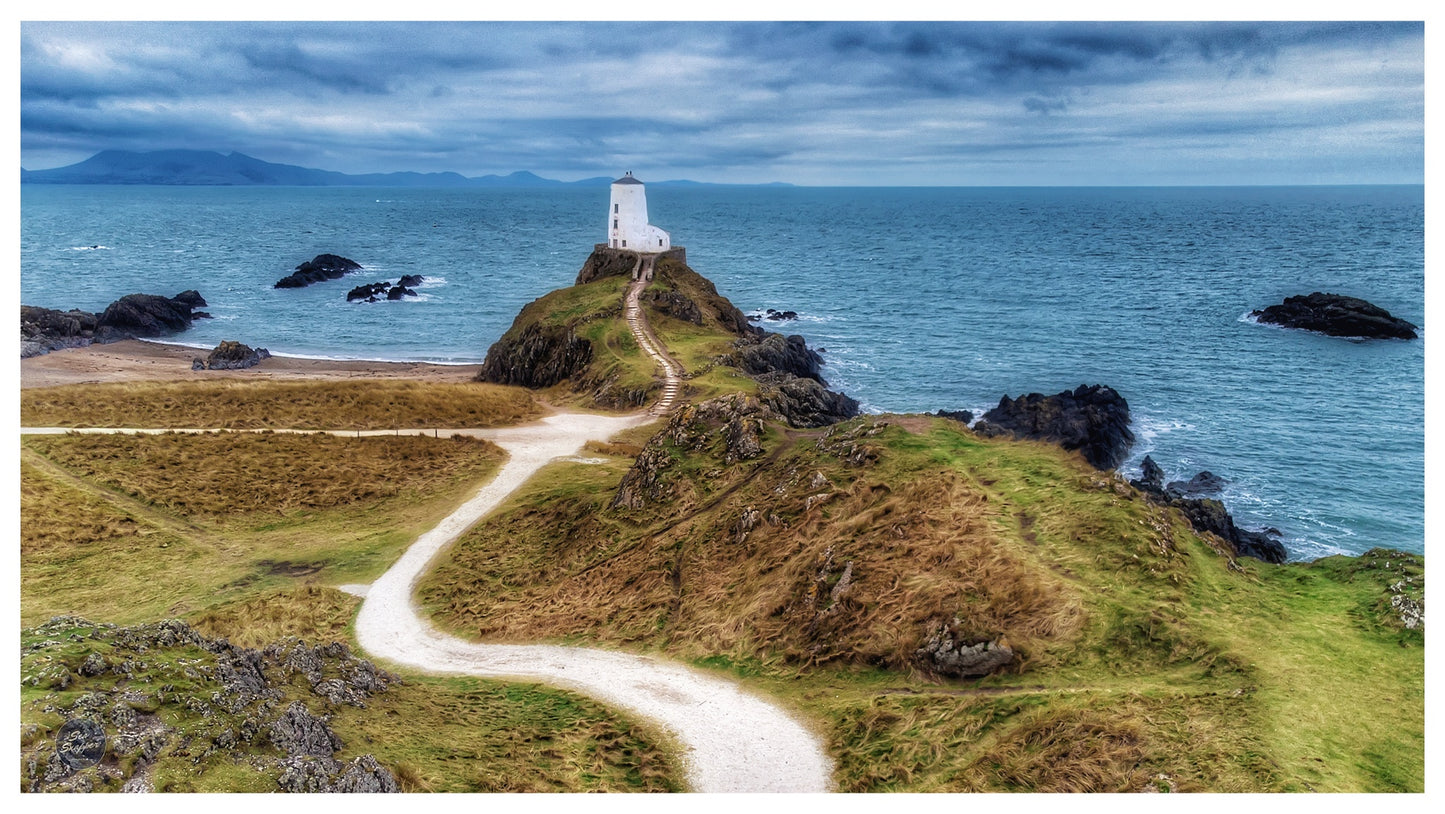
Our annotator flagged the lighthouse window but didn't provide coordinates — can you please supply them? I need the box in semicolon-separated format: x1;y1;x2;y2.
622;240;627;248
614;204;619;213
613;218;618;229
659;239;664;246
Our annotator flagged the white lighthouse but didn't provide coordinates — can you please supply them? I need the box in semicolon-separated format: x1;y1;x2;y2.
607;172;671;253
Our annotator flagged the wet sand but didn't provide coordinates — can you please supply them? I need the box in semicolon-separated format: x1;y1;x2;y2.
20;340;483;389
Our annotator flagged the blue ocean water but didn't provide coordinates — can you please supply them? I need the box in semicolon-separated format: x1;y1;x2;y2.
20;184;1424;561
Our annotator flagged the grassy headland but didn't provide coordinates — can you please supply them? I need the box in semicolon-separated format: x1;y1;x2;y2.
19;251;1423;792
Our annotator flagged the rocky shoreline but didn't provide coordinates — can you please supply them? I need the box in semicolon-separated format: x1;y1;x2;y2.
21;291;210;358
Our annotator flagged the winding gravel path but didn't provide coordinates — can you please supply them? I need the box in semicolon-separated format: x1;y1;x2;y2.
21;269;837;792
351;412;834;792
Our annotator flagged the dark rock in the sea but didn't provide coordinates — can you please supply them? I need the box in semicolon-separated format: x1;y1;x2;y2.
385;285;416;300
478;322;593;389
1130;455;1167;495
397;274;424;288
1251;292;1418;340
94;292;206;341
170;289;208;311
204;340;271;370
934;409;974;425
974;384;1135;471
347;282;391;302
1130;457;1285;563
274;254;362;289
915;623;1015;679
730;332;825;383
764;308;799;321
1166;471;1227;499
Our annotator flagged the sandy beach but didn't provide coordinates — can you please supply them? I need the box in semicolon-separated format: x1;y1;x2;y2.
20;339;483;389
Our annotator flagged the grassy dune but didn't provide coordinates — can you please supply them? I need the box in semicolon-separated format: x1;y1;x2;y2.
21;379;542;429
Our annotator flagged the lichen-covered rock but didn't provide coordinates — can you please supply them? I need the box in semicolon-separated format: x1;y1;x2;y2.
331;754;400;793
269;702;343;759
915;622;1015;678
478;322;593;389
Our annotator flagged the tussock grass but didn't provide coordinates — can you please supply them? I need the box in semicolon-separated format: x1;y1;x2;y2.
21;432;504;627
24;431;503;524
21;379;541;429
189;585;360;649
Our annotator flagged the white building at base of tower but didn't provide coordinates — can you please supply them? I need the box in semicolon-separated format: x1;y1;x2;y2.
607;172;671;252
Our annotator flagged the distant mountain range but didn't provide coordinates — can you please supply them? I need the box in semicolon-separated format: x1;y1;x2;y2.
19;150;792;188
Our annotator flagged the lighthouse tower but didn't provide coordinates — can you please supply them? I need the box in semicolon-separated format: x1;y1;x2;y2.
607;172;671;253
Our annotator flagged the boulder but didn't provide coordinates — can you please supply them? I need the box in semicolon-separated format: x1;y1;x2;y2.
204;340;271;370
268;702;342;759
95;291;208;341
274;254;362;289
396;274;425;288
974;384;1135;471
754;371;861;429
1251;292;1417;339
1166;471;1226;499
764;308;799;321
915;622;1015;678
1129;454;1167;495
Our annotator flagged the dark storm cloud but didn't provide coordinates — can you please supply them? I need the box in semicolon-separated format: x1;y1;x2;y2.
18;20;1424;185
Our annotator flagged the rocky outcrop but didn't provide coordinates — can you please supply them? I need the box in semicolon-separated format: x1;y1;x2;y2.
727;332;859;427
1130;455;1286;564
574;247;641;285
479;322;593;389
730;332;824;383
915;620;1015;678
613;394;778;510
754;371;861;429
21;291;209;358
197;340;270;370
640;289;703;325
1251;292;1418;339
21;616;400;794
974;385;1135;471
274;254;362;289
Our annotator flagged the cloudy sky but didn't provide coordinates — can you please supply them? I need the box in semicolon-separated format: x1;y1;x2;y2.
18;19;1425;186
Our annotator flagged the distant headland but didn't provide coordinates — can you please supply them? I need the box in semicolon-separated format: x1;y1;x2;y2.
19;150;795;188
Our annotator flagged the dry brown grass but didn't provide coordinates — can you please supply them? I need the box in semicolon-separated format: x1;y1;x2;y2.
24;431;504;523
189;585;360;648
21;379;541;429
421;422;1086;676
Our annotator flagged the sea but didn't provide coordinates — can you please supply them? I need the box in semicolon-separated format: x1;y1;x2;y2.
19;184;1425;562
